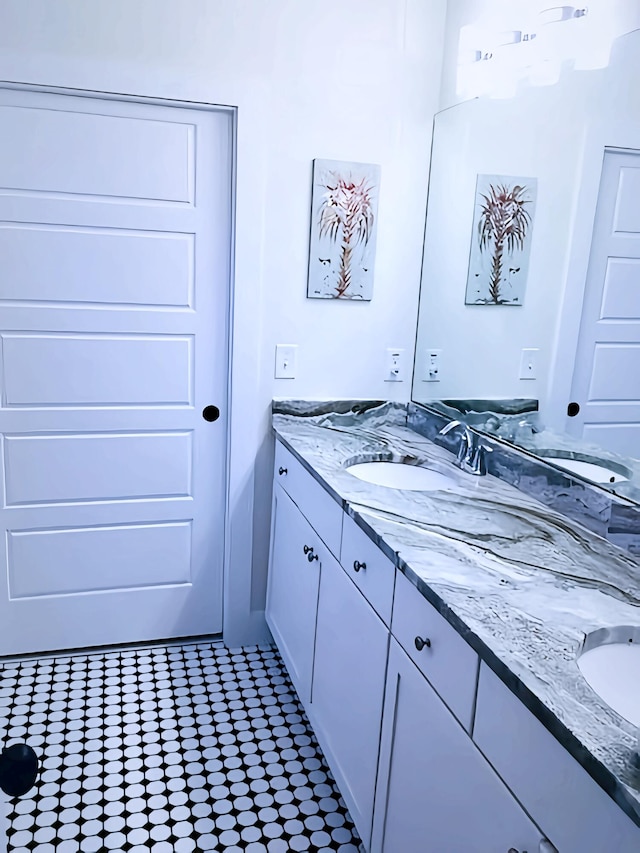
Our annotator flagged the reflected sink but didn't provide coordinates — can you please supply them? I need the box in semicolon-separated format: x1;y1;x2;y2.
577;626;640;727
345;461;456;491
538;454;629;485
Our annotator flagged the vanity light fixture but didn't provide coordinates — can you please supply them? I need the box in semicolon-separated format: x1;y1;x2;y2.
456;0;637;99
538;6;589;26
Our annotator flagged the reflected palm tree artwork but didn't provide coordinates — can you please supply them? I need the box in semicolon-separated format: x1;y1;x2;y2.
307;159;380;300
465;175;537;306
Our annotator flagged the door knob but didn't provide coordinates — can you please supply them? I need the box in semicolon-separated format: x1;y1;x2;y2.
567;402;580;417
202;405;220;422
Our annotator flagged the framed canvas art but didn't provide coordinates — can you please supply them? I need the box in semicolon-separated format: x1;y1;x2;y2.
307;159;381;300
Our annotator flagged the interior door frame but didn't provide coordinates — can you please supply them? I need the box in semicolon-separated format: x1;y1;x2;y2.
547;120;640;433
0;80;242;645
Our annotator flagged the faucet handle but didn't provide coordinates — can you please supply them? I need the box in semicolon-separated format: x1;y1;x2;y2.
438;419;462;435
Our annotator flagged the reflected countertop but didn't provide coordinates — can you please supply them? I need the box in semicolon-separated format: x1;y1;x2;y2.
422;398;640;504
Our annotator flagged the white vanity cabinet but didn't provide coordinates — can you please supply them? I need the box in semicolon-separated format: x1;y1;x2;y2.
371;639;545;853
267;437;639;853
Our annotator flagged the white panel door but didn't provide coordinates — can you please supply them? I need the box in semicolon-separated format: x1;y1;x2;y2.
568;149;640;457
0;88;232;655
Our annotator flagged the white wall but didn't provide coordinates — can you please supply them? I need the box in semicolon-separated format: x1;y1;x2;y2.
0;0;447;643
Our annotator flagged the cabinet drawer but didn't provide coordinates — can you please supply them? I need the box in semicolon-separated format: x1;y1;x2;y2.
340;514;395;626
274;440;343;558
391;570;478;731
474;663;640;853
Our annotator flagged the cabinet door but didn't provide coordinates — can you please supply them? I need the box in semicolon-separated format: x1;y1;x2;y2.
372;640;544;853
474;663;640;853
310;552;389;849
265;485;323;707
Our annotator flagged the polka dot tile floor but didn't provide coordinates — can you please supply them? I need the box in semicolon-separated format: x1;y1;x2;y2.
0;641;364;852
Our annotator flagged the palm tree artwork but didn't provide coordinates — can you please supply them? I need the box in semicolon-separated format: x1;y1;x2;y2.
307;160;380;300
465;175;537;306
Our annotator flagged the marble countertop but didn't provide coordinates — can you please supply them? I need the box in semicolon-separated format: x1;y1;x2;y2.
272;400;640;828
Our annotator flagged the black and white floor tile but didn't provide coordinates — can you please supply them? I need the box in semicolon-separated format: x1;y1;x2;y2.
0;641;363;852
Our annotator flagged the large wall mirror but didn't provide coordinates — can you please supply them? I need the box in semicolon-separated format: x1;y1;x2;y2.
411;28;640;499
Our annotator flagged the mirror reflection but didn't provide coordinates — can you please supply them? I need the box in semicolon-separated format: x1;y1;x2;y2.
411;29;640;501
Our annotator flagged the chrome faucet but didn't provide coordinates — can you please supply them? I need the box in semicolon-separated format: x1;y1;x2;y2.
438;420;492;476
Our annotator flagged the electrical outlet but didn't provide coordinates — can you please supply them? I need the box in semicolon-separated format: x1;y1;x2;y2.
519;348;539;380
275;344;298;379
424;349;442;382
385;348;405;382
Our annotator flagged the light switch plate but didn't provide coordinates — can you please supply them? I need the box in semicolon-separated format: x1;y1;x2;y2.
275;344;298;379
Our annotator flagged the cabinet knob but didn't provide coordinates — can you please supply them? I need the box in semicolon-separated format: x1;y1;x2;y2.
303;544;312;555
414;636;431;652
353;560;366;573
278;466;288;476
307;550;319;563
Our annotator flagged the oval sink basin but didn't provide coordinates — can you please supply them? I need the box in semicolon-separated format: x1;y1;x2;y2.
577;626;640;726
539;455;629;485
345;462;456;491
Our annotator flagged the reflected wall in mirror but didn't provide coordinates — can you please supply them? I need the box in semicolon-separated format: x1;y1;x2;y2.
412;29;640;494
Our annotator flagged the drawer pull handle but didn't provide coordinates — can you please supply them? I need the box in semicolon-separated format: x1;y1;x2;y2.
414;636;431;652
278;467;288;476
353;560;366;573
